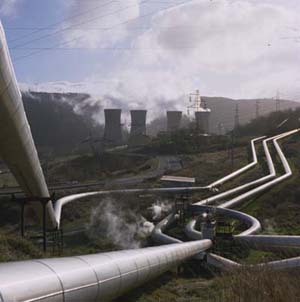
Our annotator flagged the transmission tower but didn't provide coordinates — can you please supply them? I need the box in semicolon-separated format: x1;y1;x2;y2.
187;89;202;114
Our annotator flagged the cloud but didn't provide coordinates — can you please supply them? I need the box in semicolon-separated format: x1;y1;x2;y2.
119;0;300;99
22;1;300;115
0;0;19;16
61;0;140;47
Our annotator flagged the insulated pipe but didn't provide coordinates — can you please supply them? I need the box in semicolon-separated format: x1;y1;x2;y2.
220;129;299;209
184;133;280;239
199;134;277;206
151;213;182;244
236;235;300;250
207;136;265;189
186;130;297;241
186;130;300;270
54;186;209;229
207;253;300;271
53;134;268;228
0;21;56;226
187;205;261;239
0;240;212;302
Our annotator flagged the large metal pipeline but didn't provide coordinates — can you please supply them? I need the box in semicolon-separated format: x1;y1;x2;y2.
0;21;56;226
197;134;279;207
207;136;265;189
1;17;300;300
183;129;300;270
0;240;212;302
0;22;265;230
185;130;297;242
184;132;282;240
53;134;266;228
220;129;298;209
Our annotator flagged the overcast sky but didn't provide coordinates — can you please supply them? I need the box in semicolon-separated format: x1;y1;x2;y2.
1;0;300;111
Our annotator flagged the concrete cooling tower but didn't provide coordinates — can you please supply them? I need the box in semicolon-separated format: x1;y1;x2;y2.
167;111;182;132
130;110;147;137
195;109;211;134
104;109;122;145
129;110;147;146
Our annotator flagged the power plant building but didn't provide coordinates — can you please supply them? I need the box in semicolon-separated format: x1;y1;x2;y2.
103;109;122;145
167;111;182;132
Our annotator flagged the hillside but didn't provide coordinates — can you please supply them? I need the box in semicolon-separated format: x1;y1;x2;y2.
22;91;103;155
21;92;300;147
203;96;300;133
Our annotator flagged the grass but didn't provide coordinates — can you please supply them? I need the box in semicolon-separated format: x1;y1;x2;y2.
1;133;300;301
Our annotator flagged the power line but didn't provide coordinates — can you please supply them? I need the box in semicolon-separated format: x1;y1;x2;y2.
8;0;119;44
13;0;189;61
10;0;151;49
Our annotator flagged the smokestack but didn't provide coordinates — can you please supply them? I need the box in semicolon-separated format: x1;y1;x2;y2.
104;109;122;145
195;109;211;134
167;111;182;132
129;110;147;146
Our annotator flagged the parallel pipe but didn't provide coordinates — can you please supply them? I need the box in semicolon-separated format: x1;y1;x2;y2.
207;136;265;189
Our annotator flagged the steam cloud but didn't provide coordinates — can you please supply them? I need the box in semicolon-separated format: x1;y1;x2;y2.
148;200;172;221
87;197;154;249
20;0;300;110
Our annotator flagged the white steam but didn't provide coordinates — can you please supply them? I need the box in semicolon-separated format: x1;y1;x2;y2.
148;200;172;221
87;198;154;249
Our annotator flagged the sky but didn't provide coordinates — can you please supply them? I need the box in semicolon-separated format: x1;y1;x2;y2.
1;0;300;113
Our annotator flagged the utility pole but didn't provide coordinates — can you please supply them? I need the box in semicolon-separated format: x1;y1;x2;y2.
255;100;260;119
275;91;281;112
230;103;240;171
230;132;234;171
234;103;240;130
218;123;223;136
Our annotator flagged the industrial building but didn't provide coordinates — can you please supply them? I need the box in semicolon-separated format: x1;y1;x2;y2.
167;111;182;132
103;109;123;145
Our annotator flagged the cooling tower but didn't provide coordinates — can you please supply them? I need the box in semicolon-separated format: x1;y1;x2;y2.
129;110;147;146
195;109;211;134
130;110;147;137
167;111;182;132
104;109;122;145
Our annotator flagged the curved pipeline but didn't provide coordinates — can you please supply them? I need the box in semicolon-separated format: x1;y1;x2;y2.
197;133;279;207
53;134;267;228
220;129;298;209
207;136;265;189
185;129;300;270
1;18;300;300
207;253;300;271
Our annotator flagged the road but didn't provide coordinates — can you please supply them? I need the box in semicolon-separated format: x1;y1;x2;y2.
0;155;183;196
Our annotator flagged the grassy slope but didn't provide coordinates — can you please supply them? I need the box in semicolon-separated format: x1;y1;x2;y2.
0;131;299;301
